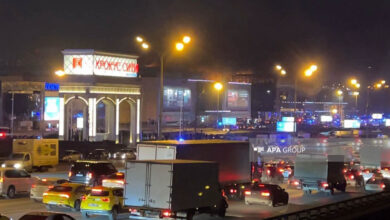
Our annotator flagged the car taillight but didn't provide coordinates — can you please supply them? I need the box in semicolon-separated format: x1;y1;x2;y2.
293;181;299;186
48;185;54;189
244;190;251;196
129;208;138;213
0;132;6;138
322;183;329;188
266;169;271;175
162;210;172;217
68;171;72;177
42;178;47;182
116;180;125;185
358;171;362;176
81;195;86;201
116;172;124;177
343;169;347;173
31;184;36;188
229;189;237;194
381;184;386;189
349;175;354;180
101;197;110;202
261;191;270;197
279;168;284;173
365;170;370;174
87;172;93;179
92;188;102;193
59;193;70;199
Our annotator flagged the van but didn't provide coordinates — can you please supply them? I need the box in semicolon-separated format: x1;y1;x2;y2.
0;168;33;198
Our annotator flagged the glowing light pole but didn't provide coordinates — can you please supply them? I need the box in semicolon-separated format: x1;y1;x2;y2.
214;82;223;126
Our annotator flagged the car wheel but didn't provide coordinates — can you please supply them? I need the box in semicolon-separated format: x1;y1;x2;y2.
81;211;90;219
6;186;15;199
73;199;81;211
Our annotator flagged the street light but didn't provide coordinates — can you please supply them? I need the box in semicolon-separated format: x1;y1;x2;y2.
337;90;343;96
183;36;191;44
280;69;287;75
176;42;184;51
351;79;357;85
355;83;360;88
135;34;191;139
309;65;318;71
214;82;223;127
276;65;282;70
55;70;65;77
382;80;386;84
294;64;318;113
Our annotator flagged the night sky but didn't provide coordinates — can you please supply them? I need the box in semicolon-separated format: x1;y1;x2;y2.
1;0;390;82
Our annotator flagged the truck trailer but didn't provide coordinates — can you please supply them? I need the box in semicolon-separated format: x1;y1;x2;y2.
137;140;258;199
124;160;227;219
294;154;346;194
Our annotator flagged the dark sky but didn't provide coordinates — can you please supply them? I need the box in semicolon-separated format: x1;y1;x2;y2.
1;0;390;82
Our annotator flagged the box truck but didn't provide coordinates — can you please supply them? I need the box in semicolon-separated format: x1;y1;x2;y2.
137;140;258;199
1;139;58;172
294;154;346;194
124;160;227;219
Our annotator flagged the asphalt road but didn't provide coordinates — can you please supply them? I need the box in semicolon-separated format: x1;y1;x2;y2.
0;165;367;220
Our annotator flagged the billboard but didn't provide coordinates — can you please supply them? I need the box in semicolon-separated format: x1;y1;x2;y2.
372;113;383;119
320;115;333;122
282;117;294;122
44;97;60;121
163;87;191;111
276;121;296;132
222;117;237;125
344;120;360;129
63;50;138;77
227;89;249;109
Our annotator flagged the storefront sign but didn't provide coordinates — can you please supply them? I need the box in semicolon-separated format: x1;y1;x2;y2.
63;50;138;78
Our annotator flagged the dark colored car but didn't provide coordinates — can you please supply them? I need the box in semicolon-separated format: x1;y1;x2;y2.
244;183;288;207
111;148;136;160
86;149;110;160
68;161;117;186
224;182;254;200
19;212;75;220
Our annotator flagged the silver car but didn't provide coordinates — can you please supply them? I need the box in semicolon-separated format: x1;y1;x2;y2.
0;168;34;198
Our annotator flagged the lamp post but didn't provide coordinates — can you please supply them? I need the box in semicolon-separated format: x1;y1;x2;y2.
336;90;343;122
214;82;223;126
294;65;317;114
135;35;191;139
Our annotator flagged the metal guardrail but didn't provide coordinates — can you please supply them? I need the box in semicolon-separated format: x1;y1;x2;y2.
264;191;390;220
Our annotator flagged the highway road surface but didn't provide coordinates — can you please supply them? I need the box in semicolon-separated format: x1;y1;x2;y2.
0;167;367;220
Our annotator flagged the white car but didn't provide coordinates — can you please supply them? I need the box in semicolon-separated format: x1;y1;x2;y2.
30;178;69;201
365;177;389;192
0;168;34;198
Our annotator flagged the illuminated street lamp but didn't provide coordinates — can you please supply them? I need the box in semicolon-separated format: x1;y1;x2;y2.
331;108;338;114
280;69;287;75
276;65;282;70
304;69;313;77
355;83;360;88
381;80;386;84
337;90;343;96
294;64;318;113
135;34;191;139
351;79;357;85
353;91;359;109
376;83;382;89
309;65;318;71
214;82;223;91
55;70;65;77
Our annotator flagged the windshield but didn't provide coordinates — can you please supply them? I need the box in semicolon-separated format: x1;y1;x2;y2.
9;153;25;159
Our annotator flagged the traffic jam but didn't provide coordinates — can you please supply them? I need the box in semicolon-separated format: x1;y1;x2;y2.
0;138;389;220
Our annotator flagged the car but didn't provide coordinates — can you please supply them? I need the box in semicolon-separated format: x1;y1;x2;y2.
19;212;75;220
68;160;118;186
362;168;381;182
244;183;288;207
381;167;390;178
43;183;88;211
0;167;33;198
224;182;253;200
344;169;364;187
111;148;136;160
81;186;124;220
86;149;110;160
102;172;125;188
31;178;69;201
365;177;390;192
62;150;83;162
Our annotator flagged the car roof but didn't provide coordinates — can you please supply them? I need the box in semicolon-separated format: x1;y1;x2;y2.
74;160;111;163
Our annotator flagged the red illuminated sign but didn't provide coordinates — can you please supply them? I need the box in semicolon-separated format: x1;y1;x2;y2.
73;58;83;68
95;59;138;73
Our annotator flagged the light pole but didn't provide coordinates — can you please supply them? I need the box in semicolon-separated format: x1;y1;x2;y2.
135;35;191;139
336;90;343;122
294;64;317;114
214;82;223;126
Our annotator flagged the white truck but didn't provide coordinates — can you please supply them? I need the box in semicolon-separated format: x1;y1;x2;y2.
124;160;227;220
1;139;59;172
294;154;346;194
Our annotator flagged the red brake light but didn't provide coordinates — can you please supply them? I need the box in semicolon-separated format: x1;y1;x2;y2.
381;184;386;189
261;191;270;197
365;170;370;174
87;172;93;179
343;169;347;173
293;181;299;186
0;132;6;138
68;171;72;177
322;183;329;188
101;197;110;202
92;188;102;193
279;168;284;173
116;172;124;176
81;195;86;201
258;184;265;187
244;190;251;196
358;171;362;176
31;184;36;188
48;185;54;189
42;178;47;182
349;175;354;180
266;169;271;175
162;210;172;217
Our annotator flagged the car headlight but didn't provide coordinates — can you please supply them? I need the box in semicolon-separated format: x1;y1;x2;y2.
14;163;22;169
113;154;116;158
121;154;126;159
1;164;5;168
